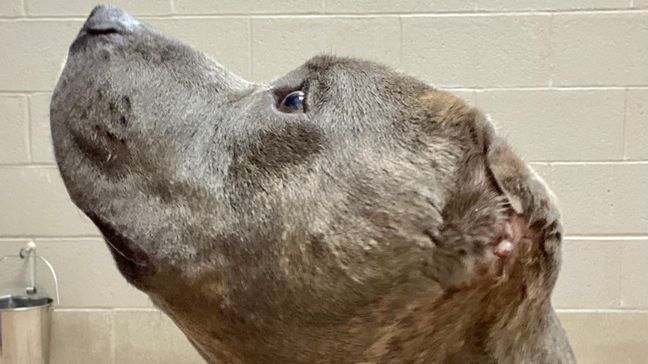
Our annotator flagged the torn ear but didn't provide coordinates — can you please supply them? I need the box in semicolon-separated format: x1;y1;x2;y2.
478;112;537;219
477;111;562;256
421;106;563;290
476;111;564;292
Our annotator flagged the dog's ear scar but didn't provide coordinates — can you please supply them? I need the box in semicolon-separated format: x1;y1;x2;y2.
494;240;514;258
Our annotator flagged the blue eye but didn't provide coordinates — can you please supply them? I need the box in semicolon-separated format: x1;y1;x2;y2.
279;90;305;113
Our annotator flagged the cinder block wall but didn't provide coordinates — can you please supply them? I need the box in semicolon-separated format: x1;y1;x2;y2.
1;1;647;363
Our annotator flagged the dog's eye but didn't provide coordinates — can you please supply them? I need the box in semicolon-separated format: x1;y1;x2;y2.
278;90;305;113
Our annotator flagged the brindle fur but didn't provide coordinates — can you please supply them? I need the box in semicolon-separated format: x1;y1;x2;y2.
50;6;575;363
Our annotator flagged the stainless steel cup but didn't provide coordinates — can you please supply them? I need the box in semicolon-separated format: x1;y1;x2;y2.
0;295;53;364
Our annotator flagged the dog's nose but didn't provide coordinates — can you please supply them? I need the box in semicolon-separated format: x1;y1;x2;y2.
82;5;139;34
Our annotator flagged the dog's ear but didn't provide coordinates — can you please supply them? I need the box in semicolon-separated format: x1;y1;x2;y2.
477;112;560;231
479;114;526;215
419;93;563;291
478;112;563;293
417;91;547;220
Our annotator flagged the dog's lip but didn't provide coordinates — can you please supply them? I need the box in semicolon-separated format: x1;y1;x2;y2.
85;211;155;276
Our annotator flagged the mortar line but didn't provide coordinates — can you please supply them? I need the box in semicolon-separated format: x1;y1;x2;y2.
248;17;254;79
473;89;481;107
398;16;403;67
617;241;625;308
1;8;648;20
0;236;101;240
54;306;648;314
4;86;648;94
1;160;647;169
528;160;648;165
0;91;54;95
622;88;629;159
25;95;33;163
548;13;555;88
555;308;648;313
112;307;160;312
53;308;115;312
109;308;116;364
563;236;648;240
0;163;57;168
438;86;648;90
2;235;648;242
51;308;648;313
0;92;32;96
0;92;52;96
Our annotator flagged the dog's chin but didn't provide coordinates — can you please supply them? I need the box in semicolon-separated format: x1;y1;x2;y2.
85;211;156;284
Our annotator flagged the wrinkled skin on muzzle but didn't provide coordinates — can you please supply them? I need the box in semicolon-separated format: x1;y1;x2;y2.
51;6;575;364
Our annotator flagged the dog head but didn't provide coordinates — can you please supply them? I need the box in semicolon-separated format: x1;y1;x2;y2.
51;6;564;362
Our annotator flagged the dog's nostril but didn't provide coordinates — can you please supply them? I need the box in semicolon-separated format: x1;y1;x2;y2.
86;27;120;35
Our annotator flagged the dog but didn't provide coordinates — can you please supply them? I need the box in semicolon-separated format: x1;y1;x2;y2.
50;5;575;363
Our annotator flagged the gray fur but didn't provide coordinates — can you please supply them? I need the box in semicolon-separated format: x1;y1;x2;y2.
50;6;575;363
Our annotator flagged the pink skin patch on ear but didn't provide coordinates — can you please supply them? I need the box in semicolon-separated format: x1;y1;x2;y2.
492;214;532;276
495;240;514;258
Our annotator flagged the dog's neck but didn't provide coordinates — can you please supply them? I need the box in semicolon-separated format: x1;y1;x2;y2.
150;262;569;364
355;263;560;363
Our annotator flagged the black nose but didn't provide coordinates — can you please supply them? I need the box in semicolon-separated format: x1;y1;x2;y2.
82;5;139;34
